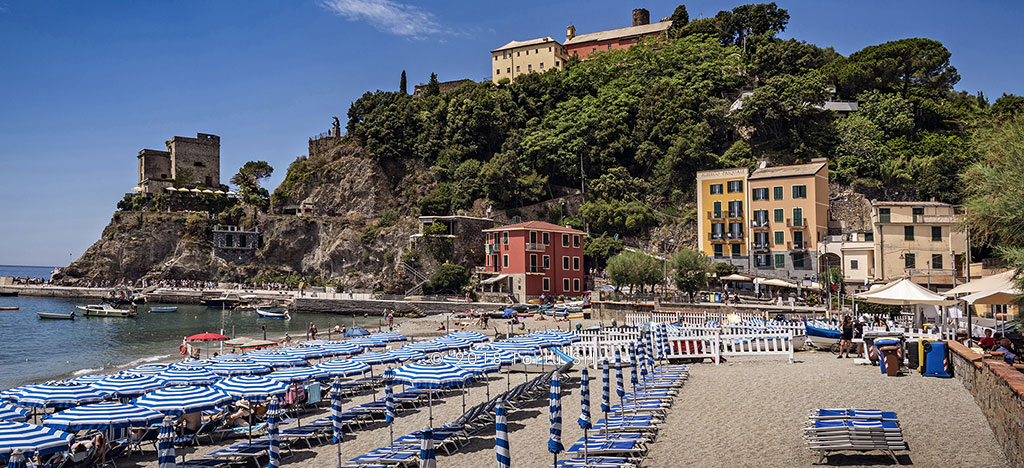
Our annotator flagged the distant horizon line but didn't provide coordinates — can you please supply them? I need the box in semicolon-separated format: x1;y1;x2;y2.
0;264;57;269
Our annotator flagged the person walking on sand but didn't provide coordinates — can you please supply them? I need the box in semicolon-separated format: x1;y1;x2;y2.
387;311;394;331
310;323;318;340
838;315;853;359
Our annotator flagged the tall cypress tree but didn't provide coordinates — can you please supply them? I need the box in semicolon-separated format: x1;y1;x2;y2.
400;70;407;94
425;72;440;96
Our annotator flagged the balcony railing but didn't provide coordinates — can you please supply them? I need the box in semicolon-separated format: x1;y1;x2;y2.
752;242;770;251
725;231;744;242
750;219;770;229
708;232;725;242
525;242;546;251
787;241;806;251
727;211;743;219
707;211;724;220
486;243;500;252
786;218;807;228
528;265;548;273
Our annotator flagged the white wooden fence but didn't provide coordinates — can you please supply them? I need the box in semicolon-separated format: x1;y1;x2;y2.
568;328;795;368
625;311;767;327
864;325;954;341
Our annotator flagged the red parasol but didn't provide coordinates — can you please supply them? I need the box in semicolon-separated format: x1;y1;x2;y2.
185;332;229;342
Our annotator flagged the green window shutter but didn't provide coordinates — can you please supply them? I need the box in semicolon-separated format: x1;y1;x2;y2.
773;186;783;200
774;209;783;222
774;231;784;246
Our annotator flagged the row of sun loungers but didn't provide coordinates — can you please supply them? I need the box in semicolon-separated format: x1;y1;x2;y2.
804;408;907;464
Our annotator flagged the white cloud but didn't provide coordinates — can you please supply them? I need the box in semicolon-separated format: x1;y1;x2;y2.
319;0;443;38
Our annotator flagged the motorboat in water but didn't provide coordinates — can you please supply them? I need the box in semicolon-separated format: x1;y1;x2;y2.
256;308;290;320
76;304;136;318
37;310;75;320
149;306;178;313
201;293;243;309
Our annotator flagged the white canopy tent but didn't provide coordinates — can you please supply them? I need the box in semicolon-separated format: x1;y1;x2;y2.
945;270;1016;296
854;278;958;328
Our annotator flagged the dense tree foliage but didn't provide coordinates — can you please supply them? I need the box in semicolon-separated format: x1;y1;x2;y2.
670;249;710;301
231;161;273;211
606;250;663;292
337;2;1006;242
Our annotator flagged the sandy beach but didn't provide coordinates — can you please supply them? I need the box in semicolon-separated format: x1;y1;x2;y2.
109;320;1008;468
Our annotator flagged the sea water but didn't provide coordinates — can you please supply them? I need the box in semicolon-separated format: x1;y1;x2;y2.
0;295;386;389
0;265;56;281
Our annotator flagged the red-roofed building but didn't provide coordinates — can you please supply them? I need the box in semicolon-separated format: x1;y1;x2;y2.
481;221;586;302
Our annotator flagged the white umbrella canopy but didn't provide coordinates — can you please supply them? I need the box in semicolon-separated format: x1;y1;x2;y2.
853;278;959;306
960;290;1019;305
945;270;1017;296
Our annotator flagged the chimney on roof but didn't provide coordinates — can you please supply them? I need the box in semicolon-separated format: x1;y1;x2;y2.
566;24;576;41
632;8;650;26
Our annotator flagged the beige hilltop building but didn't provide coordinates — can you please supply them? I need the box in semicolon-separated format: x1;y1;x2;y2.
137;132;221;193
491;37;569;83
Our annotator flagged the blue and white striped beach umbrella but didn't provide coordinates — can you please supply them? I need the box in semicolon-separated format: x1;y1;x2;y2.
441;355;500;375
213;375;288;401
419;429;436;468
532;332;575;347
548;372;564;457
392;362;473;390
371;332;408;342
350;352;401;365
156;415;175;468
660;324;670;361
5;449;25;468
266;396;281;468
614;351;624;401
0;405;26;423
578;367;592;430
346;338;384;350
383;369;395;425
629;345;638;389
128;364;170;376
468;348;517;366
208;354;251;362
432;337;472;351
317;342;362;357
495;399;510;468
645;330;655;369
133;386;232;415
9;383;105;409
386;349;427;362
331;378;344;468
267;366;327;383
91;374;167;398
484;341;542;357
0;421;73;460
601;360;610;414
208;360;272;377
401;341;447;353
42;402;163;431
156;368;219;386
247;352;308;368
66;374;109;385
508;335;554;349
314;359;370;378
637;333;648;380
282;346;327;360
447;331;489;343
170;360;211;370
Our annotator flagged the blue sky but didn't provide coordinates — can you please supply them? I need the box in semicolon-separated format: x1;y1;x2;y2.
1;0;1021;267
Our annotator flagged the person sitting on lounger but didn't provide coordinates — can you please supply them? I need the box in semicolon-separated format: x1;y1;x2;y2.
70;433;106;461
222;400;253;428
174;411;202;435
979;329;996;350
996;338;1017;364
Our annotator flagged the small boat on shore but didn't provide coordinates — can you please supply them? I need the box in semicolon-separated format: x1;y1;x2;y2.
256;308;290;320
0;307;18;311
76;304;136;318
149;306;178;313
37;310;75;320
0;291;18;297
201;293;242;309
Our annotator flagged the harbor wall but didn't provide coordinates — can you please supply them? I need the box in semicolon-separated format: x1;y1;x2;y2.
948;341;1021;467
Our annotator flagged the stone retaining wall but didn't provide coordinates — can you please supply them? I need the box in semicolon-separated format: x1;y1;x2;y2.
948;340;1022;467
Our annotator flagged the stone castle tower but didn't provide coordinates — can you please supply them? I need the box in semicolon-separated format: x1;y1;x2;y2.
137;132;220;193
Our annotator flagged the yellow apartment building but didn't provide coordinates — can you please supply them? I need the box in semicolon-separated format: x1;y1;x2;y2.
696;168;749;270
491;37;569;83
870;201;967;290
747;159;829;280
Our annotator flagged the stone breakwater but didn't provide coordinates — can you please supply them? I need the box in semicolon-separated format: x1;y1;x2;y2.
949;340;1024;468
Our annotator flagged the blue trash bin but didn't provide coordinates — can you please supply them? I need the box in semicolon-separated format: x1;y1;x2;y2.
922;341;952;378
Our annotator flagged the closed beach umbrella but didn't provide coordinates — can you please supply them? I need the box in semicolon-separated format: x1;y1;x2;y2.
614;350;625;404
9;383;105;409
660;324;671;364
266;366;327;383
393;362;472;428
213;375;288;401
0;405;26;423
134;386;232;415
548;372;564;465
331;379;344;468
156;368;219;386
384;368;396;450
92;374;167;398
447;331;488;343
629;345;638;390
0;421;73;460
267;397;281;468
495;400;510;468
386;349;426;362
208;360;272;377
645;330;655;372
314;360;370;378
420;429;436;468
156;416;175;468
5;449;25;468
578;367;592;462
601;360;610;435
637;334;649;383
247;352;308;368
42;402;162;431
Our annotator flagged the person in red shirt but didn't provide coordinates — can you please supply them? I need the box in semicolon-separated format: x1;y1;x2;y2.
979;329;996;349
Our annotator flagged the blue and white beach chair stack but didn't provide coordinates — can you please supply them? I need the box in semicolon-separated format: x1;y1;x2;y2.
804;408;907;464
